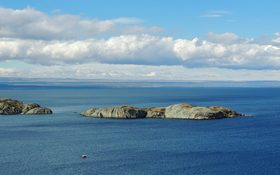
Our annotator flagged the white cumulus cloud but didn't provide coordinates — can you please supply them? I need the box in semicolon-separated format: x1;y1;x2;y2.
1;34;280;69
0;35;177;65
0;6;280;78
0;7;162;40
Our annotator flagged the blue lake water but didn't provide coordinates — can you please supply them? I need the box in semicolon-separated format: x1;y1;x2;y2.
0;86;280;175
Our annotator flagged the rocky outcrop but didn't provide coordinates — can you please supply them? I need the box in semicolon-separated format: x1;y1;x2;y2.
165;104;241;120
0;98;52;115
143;107;165;118
81;106;147;119
81;103;244;120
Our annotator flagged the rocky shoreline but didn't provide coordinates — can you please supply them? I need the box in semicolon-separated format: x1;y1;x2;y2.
81;104;245;120
0;98;246;119
0;98;53;115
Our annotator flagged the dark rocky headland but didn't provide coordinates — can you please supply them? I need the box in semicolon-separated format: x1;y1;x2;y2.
81;104;245;120
0;98;52;115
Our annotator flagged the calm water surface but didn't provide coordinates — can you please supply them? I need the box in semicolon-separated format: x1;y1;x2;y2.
0;87;280;175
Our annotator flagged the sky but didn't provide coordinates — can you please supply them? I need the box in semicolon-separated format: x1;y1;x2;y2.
1;0;280;81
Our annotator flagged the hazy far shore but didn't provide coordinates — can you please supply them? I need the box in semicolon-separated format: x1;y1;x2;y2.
1;78;280;88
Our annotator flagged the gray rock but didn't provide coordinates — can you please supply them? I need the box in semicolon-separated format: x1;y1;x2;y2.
0;98;24;115
0;98;52;115
22;103;41;114
207;106;241;118
81;103;244;120
81;106;147;119
165;104;243;120
144;107;165;118
24;107;53;115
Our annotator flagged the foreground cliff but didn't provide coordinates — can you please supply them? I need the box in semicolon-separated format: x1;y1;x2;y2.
81;104;244;120
0;98;53;115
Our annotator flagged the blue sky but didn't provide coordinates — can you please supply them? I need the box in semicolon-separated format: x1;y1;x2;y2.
0;1;280;81
1;0;279;38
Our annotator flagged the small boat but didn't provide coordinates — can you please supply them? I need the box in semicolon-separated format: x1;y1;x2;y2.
81;155;88;159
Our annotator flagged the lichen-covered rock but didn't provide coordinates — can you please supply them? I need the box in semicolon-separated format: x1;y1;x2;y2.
165;104;243;120
22;103;41;114
81;103;244;120
0;98;52;115
24;107;52;115
207;106;241;118
0;98;24;115
81;106;147;119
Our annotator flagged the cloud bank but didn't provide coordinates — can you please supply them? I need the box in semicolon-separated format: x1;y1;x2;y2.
1;34;280;69
2;63;280;81
0;68;19;76
1;7;280;80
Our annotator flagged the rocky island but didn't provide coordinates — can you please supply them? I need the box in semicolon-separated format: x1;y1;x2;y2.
81;104;245;120
0;98;53;115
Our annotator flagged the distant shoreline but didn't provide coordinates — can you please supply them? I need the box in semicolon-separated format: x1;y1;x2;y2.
1;78;280;88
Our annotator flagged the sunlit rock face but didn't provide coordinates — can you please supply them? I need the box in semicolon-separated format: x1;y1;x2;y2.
81;106;147;119
81;104;244;120
165;104;243;120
